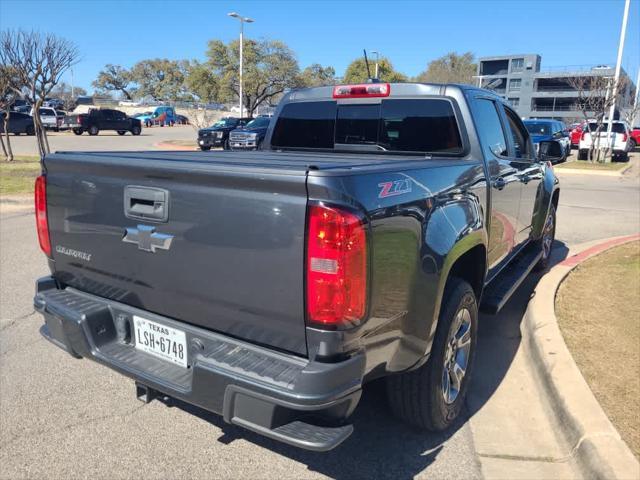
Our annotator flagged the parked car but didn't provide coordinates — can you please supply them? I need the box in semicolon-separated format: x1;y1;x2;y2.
197;117;251;150
630;126;640;150
174;114;189;125
229;116;271;150
0;111;35;135
523;119;569;162
569;122;584;148
578;120;631;161
43;98;65;110
10;99;31;113
31;107;63;131
63;108;142;136
34;82;561;451
137;106;178;127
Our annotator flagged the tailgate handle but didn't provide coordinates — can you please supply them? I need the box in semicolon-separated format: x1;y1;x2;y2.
124;186;169;222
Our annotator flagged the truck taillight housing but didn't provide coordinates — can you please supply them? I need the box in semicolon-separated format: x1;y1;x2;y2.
35;175;51;257
333;83;390;99
622;133;628;141
306;204;368;328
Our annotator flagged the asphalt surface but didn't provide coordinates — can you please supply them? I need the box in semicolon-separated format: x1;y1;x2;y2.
0;151;638;479
7;124;197;155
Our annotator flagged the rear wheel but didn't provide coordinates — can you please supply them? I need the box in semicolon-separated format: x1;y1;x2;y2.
117;130;126;136
578;149;588;160
630;139;637;150
26;125;35;136
386;277;477;431
72;128;83;135
88;125;99;136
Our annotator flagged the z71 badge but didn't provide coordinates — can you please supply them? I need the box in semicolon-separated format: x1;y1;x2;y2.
378;179;412;198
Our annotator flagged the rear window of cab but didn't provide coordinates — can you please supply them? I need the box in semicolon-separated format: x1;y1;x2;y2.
271;99;463;155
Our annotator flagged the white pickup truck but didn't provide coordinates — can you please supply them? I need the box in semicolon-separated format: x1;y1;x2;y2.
578;120;632;161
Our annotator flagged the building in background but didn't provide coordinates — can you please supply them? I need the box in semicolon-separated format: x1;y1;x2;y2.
476;53;635;123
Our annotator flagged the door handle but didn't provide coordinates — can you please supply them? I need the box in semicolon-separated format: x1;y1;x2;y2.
492;177;506;190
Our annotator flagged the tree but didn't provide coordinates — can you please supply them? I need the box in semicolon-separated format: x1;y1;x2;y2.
206;38;300;116
299;64;336;87
50;81;87;111
0;29;79;158
131;59;190;101
568;75;629;162
185;63;219;103
0;64;20;161
342;57;407;84
416;52;476;85
92;64;135;100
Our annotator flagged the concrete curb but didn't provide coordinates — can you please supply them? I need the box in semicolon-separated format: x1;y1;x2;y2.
523;235;640;480
0;194;33;214
154;142;199;151
555;164;632;177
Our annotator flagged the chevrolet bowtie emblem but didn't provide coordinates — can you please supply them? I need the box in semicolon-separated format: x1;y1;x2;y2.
122;225;173;253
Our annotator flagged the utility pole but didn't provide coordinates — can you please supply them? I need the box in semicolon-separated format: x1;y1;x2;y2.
605;0;630;162
371;51;380;79
228;12;254;118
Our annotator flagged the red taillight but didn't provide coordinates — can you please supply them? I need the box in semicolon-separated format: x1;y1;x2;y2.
306;204;367;328
622;133;628;141
581;131;587;141
35;175;51;257
332;83;390;99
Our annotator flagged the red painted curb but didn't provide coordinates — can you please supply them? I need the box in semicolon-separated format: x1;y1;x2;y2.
560;234;640;267
154;142;198;151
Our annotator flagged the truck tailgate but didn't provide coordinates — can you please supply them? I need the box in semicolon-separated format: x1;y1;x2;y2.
44;152;309;356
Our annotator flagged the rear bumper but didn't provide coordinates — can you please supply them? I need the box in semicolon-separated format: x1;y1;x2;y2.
34;276;364;451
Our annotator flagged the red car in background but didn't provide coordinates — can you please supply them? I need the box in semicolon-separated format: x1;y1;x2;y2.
569;122;584;147
630;126;640;150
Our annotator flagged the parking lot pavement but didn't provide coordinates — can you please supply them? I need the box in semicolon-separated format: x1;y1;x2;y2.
6;125;197;156
1;153;638;480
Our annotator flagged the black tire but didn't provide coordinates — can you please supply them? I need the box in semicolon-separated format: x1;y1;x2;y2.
14;132;20;136
386;277;478;431
117;130;126;136
200;146;211;151
26;125;35;136
131;125;141;136
630;139;637;151
578;149;588;160
223;138;230;150
88;125;99;136
535;204;556;272
256;139;263;150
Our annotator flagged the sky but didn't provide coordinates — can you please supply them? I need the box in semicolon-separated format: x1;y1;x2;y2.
1;0;638;92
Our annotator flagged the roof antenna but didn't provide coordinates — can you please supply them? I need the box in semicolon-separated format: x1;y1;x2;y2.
363;49;379;83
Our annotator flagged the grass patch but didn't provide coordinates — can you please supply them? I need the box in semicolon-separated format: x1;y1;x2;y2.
556;241;640;459
0;155;41;195
555;160;628;171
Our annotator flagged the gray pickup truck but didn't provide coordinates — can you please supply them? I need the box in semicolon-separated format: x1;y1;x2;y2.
34;82;560;451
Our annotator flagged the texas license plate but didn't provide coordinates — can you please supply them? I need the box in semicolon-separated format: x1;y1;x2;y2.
133;316;188;368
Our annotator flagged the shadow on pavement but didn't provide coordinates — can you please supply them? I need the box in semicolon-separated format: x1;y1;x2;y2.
466;240;569;417
161;241;570;479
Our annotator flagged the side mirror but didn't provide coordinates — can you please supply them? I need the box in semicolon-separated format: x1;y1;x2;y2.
538;141;563;163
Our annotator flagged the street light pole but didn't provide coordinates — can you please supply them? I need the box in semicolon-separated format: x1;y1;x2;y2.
371;51;380;79
228;12;254;118
605;0;630;161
